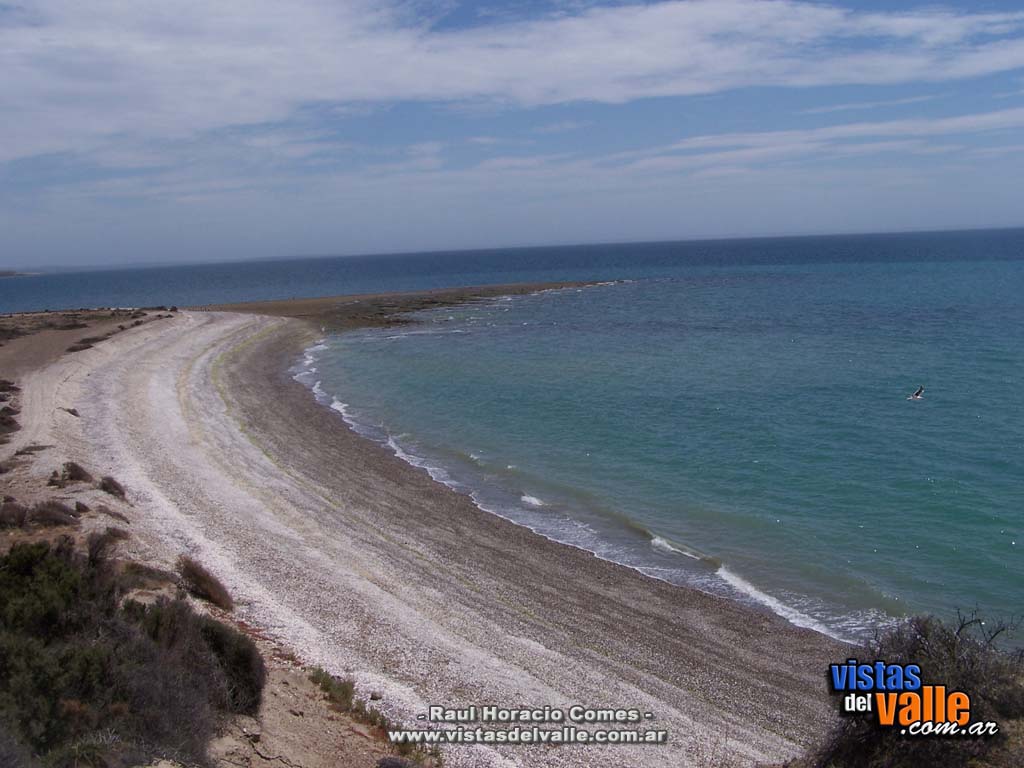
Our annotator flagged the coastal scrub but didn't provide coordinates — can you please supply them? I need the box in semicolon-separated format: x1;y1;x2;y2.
0;539;265;766
817;612;1024;768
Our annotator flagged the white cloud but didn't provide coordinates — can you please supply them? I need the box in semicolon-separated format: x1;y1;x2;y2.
801;94;938;114
3;1;1024;164
533;120;592;134
663;107;1024;153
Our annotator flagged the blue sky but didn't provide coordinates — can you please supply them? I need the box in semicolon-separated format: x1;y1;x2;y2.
3;0;1024;268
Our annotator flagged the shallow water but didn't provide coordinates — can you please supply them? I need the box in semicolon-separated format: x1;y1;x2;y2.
297;238;1024;641
7;229;1023;641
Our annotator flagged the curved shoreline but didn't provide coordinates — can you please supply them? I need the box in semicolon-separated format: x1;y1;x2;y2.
218;310;847;766
292;326;860;644
17;301;846;767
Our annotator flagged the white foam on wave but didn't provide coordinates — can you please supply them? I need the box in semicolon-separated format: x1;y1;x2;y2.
651;536;701;560
327;397;383;441
383;328;469;341
715;566;847;641
385;435;455;486
294;340;329;376
289;324;863;644
372;419;860;643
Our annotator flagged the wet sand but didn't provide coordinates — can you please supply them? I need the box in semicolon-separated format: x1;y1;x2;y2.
9;284;845;767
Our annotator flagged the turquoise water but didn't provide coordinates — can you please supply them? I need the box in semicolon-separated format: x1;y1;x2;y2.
6;229;1022;641
302;256;1024;641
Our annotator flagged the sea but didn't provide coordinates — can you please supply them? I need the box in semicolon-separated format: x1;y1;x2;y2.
4;229;1023;641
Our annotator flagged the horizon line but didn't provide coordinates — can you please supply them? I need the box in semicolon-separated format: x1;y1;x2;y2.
8;223;1024;274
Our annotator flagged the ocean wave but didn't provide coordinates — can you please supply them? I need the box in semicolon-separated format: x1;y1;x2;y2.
715;566;846;641
385;435;458;487
650;536;700;560
382;328;469;341
291;335;866;644
294;340;329;376
371;412;861;641
329;398;351;418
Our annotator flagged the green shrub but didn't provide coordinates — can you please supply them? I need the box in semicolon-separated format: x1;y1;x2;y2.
87;527;130;566
0;541;266;765
817;612;1024;768
309;667;355;711
199;617;266;714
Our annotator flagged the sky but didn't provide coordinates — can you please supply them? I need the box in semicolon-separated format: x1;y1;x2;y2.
3;0;1024;269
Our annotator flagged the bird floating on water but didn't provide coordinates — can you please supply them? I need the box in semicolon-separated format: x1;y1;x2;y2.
907;385;924;401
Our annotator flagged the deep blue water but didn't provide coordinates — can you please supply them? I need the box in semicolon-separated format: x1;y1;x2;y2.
3;229;1023;314
5;229;1023;640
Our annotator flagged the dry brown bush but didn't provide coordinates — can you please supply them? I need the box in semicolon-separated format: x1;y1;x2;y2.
176;555;234;611
99;475;126;499
0;501;28;528
27;500;79;527
62;461;93;483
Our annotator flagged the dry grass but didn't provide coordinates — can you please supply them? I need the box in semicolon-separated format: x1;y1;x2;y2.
177;554;234;611
96;503;130;524
27;500;80;527
309;667;431;762
14;444;52;456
